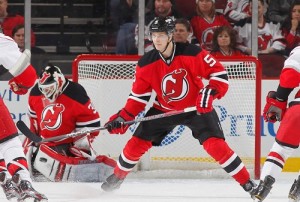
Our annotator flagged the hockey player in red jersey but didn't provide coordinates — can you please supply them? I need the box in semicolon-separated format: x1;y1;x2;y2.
24;64;115;182
0;30;47;201
254;46;300;202
102;16;257;198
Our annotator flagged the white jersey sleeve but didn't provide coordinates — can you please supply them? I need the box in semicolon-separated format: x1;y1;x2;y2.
224;0;249;22
0;33;31;77
0;33;22;70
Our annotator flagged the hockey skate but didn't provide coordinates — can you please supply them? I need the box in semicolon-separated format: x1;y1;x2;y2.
12;173;48;202
241;179;257;199
254;175;275;201
101;174;124;192
0;172;20;201
288;175;300;202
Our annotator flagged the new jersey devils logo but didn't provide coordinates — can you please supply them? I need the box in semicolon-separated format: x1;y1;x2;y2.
40;103;65;130
258;34;272;50
161;69;189;103
202;27;215;50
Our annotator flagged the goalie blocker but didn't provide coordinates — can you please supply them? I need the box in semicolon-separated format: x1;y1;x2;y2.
27;144;116;182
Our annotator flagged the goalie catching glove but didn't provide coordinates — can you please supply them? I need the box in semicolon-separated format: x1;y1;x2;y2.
105;109;135;134
263;91;287;123
196;86;217;114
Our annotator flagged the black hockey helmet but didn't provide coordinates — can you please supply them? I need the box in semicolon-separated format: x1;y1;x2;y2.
38;64;66;102
149;16;175;35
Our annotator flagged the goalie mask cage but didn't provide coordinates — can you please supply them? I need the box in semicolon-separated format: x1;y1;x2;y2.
72;55;262;179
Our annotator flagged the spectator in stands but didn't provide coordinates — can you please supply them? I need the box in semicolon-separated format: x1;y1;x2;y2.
223;0;250;25
135;0;181;52
191;0;231;51
210;26;244;56
234;0;286;55
173;18;192;43
281;0;300;55
12;24;47;75
267;0;294;24
12;24;45;54
115;0;139;54
0;0;36;46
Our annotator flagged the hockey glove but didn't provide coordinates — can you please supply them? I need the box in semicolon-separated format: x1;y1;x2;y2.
263;91;287;123
196;86;217;114
105;109;135;134
9;65;37;95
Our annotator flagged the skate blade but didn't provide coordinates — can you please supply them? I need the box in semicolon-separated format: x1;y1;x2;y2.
289;198;298;202
253;199;261;202
22;197;48;202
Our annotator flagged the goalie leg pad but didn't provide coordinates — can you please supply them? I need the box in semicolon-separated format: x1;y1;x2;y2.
34;144;114;182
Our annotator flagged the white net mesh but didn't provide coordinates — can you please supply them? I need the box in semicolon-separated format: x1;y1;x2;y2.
74;56;260;177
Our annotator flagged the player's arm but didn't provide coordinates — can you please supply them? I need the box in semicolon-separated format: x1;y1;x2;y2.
9;50;37;95
3;48;37;95
105;64;152;134
196;51;229;114
263;48;300;122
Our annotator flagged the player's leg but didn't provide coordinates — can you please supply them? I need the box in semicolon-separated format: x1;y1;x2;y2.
189;109;257;198
0;99;47;201
0;137;48;201
102;108;173;192
101;136;153;191
0;154;20;201
255;104;300;201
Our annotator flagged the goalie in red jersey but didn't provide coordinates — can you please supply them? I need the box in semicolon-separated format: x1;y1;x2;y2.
24;64;116;183
254;46;300;202
102;16;257;198
0;30;47;201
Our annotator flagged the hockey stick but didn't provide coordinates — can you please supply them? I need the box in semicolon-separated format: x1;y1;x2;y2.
123;106;197;125
16;121;107;144
17;106;197;143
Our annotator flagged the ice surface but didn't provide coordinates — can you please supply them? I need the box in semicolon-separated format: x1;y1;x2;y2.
0;172;297;202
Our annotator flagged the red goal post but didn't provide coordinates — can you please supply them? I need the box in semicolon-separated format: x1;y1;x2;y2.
72;54;262;179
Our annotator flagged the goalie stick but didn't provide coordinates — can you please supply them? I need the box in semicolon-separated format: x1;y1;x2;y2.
16;121;108;144
17;106;197;143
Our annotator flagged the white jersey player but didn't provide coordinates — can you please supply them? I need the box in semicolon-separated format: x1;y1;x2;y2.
254;46;300;202
0;32;47;201
224;0;250;23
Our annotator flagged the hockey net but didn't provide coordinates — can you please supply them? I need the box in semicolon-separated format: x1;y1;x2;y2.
72;55;262;179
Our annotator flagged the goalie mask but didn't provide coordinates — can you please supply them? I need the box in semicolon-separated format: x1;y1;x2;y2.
38;65;66;102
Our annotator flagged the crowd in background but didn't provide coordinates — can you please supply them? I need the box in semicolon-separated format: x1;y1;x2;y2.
114;0;299;58
1;0;300;73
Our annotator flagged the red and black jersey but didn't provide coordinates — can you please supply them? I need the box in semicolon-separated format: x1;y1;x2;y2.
191;12;231;50
28;79;100;146
123;42;229;117
210;49;245;57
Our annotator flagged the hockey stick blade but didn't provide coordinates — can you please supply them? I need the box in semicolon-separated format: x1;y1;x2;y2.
16;120;108;143
17;121;43;143
123;106;197;125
